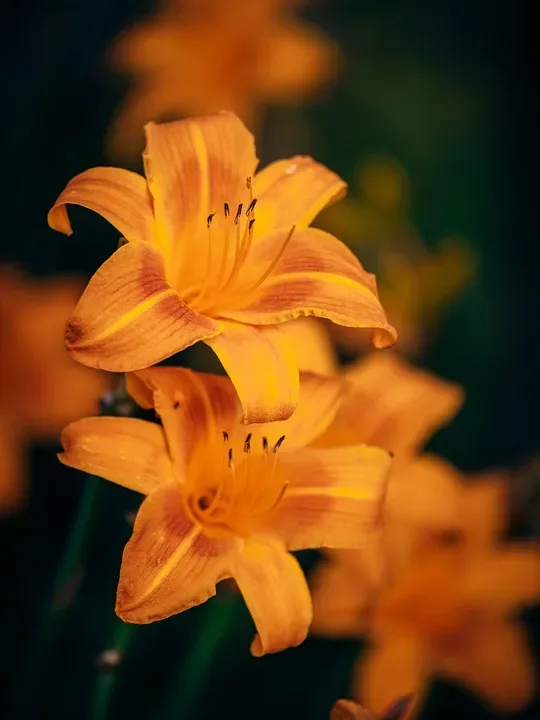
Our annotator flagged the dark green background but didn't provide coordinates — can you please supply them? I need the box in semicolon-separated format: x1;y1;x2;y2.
1;1;538;718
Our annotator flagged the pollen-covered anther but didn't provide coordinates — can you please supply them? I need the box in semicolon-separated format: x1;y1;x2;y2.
234;203;243;224
224;202;230;217
273;435;286;453
243;433;252;453
207;213;215;228
262;436;269;452
222;430;229;442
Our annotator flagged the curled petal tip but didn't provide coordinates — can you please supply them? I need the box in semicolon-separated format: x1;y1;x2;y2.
372;325;398;350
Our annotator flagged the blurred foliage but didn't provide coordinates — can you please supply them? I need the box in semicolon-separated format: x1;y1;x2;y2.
1;1;538;720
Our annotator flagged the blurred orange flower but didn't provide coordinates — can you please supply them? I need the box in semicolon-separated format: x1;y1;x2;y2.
0;269;110;514
107;0;341;161
358;479;540;716
59;366;391;655
316;158;474;357
49;112;396;424
308;350;466;639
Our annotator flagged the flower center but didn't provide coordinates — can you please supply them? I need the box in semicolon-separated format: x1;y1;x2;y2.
183;176;295;315
185;431;288;538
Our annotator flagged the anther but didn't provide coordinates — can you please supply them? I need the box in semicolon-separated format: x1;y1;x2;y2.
262;436;269;452
222;431;229;442
246;176;252;189
228;447;234;468
243;433;252;453
273;435;286;453
173;401;180;409
234;203;243;224
224;202;230;217
248;218;256;234
207;213;215;228
246;199;257;215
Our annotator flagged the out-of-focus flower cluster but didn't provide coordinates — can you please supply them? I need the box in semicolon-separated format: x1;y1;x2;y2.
107;0;341;161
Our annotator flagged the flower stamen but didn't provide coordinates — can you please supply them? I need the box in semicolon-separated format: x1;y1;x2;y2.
247;226;295;294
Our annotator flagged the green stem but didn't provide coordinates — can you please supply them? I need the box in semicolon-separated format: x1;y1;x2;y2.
12;474;103;718
89;622;135;720
160;596;242;720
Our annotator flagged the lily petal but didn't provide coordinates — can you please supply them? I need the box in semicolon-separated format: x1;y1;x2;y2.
246;370;343;451
232;537;312;656
436;618;536;713
205;323;299;424
355;635;426;714
116;482;235;623
267;445;391;551
386;455;464;528
47;167;154;243
315;353;463;452
253;156;346;235
463;544;540;613
66;241;220;371
279;318;338;376
128;366;343;458
310;558;371;638
59;417;173;495
224;228;397;350
143;113;258;281
127;367;241;470
461;476;509;554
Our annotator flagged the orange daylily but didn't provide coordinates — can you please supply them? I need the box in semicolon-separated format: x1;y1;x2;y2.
59;366;391;655
0;268;110;513
107;0;341;160
48;112;396;423
357;479;540;716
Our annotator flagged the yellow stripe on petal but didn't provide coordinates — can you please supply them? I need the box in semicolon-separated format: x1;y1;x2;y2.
116;482;236;623
223;228;397;349
267;445;391;551
65;241;220;371
232;537;312;656
143;113;258;286
205;323;299;424
59;416;173;495
47;166;154;243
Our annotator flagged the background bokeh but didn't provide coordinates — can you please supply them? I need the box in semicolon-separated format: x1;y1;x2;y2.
1;1;538;718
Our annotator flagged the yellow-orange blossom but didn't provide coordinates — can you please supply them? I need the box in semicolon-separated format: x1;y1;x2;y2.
48;112;396;423
59;367;392;655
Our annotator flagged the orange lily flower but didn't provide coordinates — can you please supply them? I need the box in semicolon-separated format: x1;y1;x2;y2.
0;268;110;514
106;0;341;160
59;366;391;655
48;112;396;423
357;479;540;716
